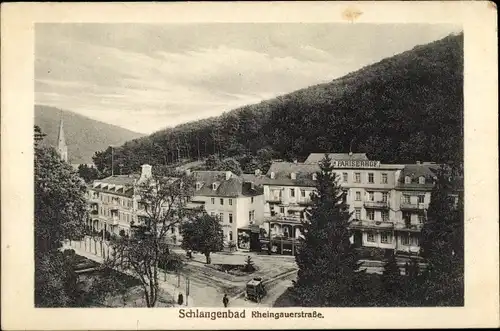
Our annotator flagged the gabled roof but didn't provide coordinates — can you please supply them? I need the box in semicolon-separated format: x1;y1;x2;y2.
396;164;440;191
192;171;263;197
304;153;369;164
263;162;320;187
94;174;140;186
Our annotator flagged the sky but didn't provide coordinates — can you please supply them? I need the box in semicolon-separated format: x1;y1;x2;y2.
35;23;462;134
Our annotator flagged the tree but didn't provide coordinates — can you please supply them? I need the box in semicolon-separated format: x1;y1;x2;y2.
381;253;403;304
105;169;196;307
78;164;100;183
35;135;87;253
205;154;221;169
180;213;224;264
243;255;256;273
219;158;243;175
293;154;364;307
419;164;464;306
34;126;88;307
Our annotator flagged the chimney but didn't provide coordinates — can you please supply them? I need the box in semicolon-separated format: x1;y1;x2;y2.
254;169;261;176
140;164;152;180
270;172;275;179
416;161;421;165
185;169;191;176
225;171;231;180
290;172;296;180
293;159;298;164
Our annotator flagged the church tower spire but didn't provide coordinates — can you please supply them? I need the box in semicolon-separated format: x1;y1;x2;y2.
57;111;68;162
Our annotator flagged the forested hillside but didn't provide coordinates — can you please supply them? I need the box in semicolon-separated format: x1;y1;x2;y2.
93;33;463;176
35;105;144;164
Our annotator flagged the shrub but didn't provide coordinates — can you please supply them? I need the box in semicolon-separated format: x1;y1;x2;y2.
158;252;184;272
242;255;256;272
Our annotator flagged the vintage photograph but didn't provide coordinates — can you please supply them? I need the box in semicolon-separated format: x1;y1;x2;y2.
33;22;466;309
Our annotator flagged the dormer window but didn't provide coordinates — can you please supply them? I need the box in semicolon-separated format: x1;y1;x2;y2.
212;183;218;190
270;172;275;179
418;176;426;184
290;172;296;180
404;176;411;184
195;182;202;190
312;173;317;181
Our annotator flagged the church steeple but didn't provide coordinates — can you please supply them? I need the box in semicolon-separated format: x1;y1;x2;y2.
57;111;68;162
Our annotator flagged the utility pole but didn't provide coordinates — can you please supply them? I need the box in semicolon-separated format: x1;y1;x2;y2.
197;136;201;161
111;146;114;176
177;138;181;161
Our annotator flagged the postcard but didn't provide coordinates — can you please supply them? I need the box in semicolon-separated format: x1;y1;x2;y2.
1;1;498;330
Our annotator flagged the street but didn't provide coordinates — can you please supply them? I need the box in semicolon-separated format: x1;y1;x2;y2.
229;272;297;307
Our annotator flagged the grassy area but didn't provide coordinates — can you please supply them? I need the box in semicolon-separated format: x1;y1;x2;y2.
74;256;175;307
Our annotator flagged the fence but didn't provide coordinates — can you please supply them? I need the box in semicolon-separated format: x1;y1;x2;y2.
67;236;114;259
66;236;192;306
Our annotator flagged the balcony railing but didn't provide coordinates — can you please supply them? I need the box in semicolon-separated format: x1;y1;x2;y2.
297;198;312;205
400;202;426;211
265;214;303;224
364;201;389;209
395;223;423;232
267;196;282;203
136;208;148;216
88;196;100;204
349;219;394;230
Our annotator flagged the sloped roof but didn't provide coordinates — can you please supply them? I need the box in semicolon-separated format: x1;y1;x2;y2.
95;174;140;186
192;171;263;197
396;164;440;191
263;162;320;187
304;153;369;164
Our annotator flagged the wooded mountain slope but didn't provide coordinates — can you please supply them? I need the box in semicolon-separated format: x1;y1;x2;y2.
94;33;463;174
35;105;144;164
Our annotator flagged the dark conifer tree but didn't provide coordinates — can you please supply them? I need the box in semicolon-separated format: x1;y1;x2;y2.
419;164;464;306
293;154;363;307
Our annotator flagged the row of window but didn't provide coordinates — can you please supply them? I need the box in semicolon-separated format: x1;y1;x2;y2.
209;197;255;205
402;194;425;204
366;232;419;246
279;171;427;185
272;189;424;204
94;191;134;208
208;210;256;223
99;207;134;223
354;191;389;202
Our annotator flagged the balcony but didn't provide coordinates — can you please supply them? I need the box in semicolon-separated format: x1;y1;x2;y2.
265;214;303;225
395;223;423;232
297;198;312;206
267;196;282;203
136;208;148;217
364;201;389;209
349;219;394;230
400;202;426;211
88;196;100;204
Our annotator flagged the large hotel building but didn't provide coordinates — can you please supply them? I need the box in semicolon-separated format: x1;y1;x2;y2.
257;153;440;255
84;153;447;256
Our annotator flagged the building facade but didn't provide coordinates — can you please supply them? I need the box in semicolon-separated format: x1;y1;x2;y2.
189;170;264;250
258;153;440;255
85;165;264;251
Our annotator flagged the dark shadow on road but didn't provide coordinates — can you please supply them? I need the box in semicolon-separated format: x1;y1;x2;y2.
272;287;298;307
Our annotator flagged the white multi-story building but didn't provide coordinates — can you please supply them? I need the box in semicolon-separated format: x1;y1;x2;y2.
85;165;264;251
188;170;264;249
257;153;442;255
